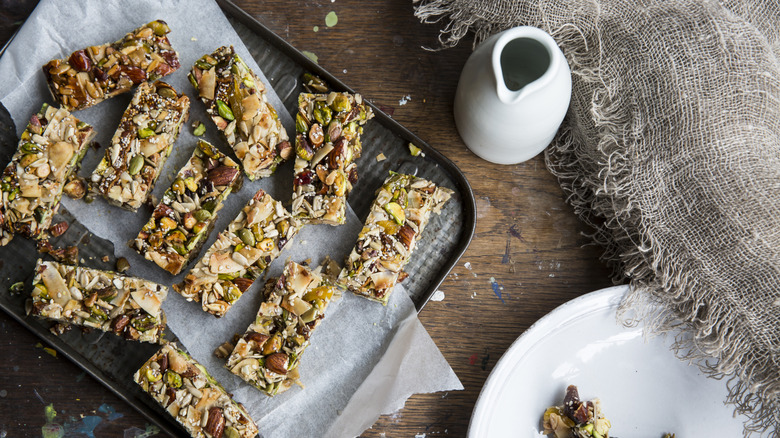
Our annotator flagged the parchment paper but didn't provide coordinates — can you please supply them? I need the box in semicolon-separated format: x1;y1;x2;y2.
0;0;462;436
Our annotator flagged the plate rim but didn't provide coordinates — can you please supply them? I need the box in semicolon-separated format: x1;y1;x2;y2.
467;284;630;437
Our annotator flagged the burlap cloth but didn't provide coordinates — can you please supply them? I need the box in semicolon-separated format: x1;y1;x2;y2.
414;0;780;434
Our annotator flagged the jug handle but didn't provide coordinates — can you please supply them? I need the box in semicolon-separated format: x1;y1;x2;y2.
493;27;562;105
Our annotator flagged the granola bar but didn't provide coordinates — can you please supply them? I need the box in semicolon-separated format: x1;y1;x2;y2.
338;172;452;304
174;189;301;317
134;343;258;438
131;140;242;275
291;92;374;225
90;81;190;211
0;104;95;246
189;46;291;180
225;261;336;396
30;259;167;343
42;20;180;111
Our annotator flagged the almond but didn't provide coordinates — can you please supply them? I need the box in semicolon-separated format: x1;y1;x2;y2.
328;139;347;170
207;166;239;186
111;315;129;333
205;407;225;438
153;204;174;219
266;352;289;375
233;277;253;292
397;225;415;249
68;50;92;72
121;65;147;84
244;331;269;345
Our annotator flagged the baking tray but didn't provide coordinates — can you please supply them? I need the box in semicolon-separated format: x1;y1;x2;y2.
0;1;476;435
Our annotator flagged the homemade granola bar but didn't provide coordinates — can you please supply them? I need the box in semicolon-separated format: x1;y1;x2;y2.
134;343;258;438
131;140;242;275
291;92;374;225
174;189;301;317
225;261;336;396
42;20;180;111
339;172;452;304
0;104;95;246
90;81;190;211
189;46;291;180
30;259;167;343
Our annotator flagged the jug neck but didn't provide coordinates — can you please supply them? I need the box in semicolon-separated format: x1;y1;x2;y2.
492;27;562;105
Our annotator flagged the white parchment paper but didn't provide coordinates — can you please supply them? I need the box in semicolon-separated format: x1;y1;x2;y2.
0;0;462;436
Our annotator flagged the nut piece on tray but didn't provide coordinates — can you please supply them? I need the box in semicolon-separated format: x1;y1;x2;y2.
339;172;453;304
174;189;301;317
90;81;190;211
291;92;374;225
0;104;95;246
134;343;259;438
30;259;167;343
131;140;242;275
225;261;337;396
189;46;291;180
42;20;180;111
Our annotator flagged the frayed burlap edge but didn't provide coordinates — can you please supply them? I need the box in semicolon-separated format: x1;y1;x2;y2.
413;1;780;435
415;0;524;49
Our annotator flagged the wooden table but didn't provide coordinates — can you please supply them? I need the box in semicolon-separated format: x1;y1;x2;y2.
0;1;615;436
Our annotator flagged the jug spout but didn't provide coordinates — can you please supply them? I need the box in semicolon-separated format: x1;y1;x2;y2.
492;27;561;105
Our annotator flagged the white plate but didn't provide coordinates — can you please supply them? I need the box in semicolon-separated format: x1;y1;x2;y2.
468;285;750;437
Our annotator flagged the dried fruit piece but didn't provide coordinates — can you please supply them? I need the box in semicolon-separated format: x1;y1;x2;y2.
225;261;337;396
90;81;190;211
42;20;180;111
132;140;241;275
339;172;453;304
292;92;374;225
0;104;95;246
190;46;289;180
174;190;300;317
134;343;258;438
30;259;168;343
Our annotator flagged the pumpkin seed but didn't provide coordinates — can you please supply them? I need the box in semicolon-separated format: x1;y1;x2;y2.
238;228;256;247
128;154;144;175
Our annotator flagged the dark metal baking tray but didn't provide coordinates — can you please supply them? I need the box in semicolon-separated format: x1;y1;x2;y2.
0;1;476;435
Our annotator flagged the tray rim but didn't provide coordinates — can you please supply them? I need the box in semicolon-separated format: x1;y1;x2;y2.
0;298;184;437
0;1;477;435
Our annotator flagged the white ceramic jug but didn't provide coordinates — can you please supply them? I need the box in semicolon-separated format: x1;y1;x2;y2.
454;26;572;165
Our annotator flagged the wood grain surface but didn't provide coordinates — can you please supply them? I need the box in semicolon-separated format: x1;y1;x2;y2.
0;1;616;436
